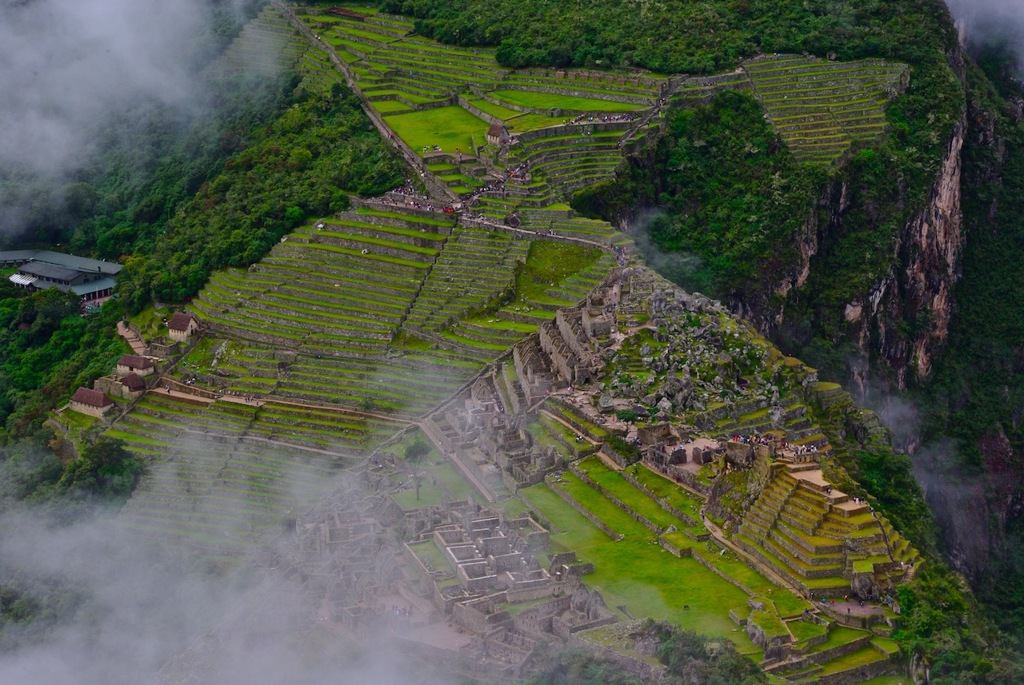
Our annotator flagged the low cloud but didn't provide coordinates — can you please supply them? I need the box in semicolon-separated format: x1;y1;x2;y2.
945;0;1024;74
0;0;210;176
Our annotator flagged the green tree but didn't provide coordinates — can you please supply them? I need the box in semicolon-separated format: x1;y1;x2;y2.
58;436;145;502
404;440;430;463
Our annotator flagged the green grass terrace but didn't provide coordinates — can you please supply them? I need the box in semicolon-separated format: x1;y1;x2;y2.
384;106;491;156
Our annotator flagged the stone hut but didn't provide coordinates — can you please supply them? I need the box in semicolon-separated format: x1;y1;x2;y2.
487;123;510;146
167;312;199;342
121;373;147;396
70;388;114;418
116;354;154;377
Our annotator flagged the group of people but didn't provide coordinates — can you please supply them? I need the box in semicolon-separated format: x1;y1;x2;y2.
382;180;434;209
614;244;629;265
384;182;436;210
731;433;774;446
462;161;530;204
566;113;635;125
730;432;820;457
390;605;412;618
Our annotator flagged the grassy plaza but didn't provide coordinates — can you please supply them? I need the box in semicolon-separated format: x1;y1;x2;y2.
384;106;490;154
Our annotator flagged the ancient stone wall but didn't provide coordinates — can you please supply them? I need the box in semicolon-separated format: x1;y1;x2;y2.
546;475;621;541
569;463;661;534
620;467;701;529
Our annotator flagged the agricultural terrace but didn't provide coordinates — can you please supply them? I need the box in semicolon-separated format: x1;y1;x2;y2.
104;10;917;680
204;5;306;80
745;55;908;164
520;456;894;680
487;90;646;113
110;392;395;557
522;476;760;654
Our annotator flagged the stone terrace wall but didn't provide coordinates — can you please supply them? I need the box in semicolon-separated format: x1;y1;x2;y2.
519;67;668;92
472;88;649;116
567;631;671;684
503;84;652;106
516;120;631;143
620;467;702;530
545;475;622;541
457;95;503;126
568;463;663;534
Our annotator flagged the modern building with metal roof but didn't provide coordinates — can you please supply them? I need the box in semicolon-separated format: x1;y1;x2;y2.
2;249;121;303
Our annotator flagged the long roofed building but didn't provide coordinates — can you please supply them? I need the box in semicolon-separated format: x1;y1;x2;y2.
2;249;121;303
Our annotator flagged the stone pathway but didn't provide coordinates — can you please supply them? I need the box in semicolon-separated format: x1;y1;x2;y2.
117;321;147;356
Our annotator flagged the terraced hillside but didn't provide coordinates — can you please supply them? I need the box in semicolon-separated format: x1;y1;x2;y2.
110;392;398;555
523;456;896;682
287;4;666;210
184;207;481;415
191;208;450;354
97;11;921;681
735;463;920;598
745;55;909;164
204;5;306;79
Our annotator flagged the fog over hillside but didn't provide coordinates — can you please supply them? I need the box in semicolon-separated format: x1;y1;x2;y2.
0;497;439;684
0;0;209;176
945;0;1024;72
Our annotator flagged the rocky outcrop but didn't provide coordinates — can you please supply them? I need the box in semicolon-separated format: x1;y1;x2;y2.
856;118;966;388
746;110;966;391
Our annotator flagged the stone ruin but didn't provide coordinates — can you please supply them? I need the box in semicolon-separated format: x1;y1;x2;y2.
405;502;552;600
425;375;564;490
511;337;555;407
539;307;608;387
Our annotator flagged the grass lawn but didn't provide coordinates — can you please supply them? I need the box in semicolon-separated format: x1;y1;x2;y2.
467;97;522;120
393;478;444;509
489;90;645;113
408;540;454;575
513;240;601;305
60;410;98;431
576;457;686;531
859;676;910;685
506;113;563;132
630;464;704;520
355;208;454;227
521;482;761;656
371;99;413;113
816;645;886;675
384;106;489;155
129;304;174;339
787;618;828;642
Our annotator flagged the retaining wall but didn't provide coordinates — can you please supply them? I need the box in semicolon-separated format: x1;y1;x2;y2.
545;475;621;541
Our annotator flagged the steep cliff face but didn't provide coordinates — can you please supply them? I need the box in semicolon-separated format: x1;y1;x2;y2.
856;117;966;389
910;67;1024;592
765;103;967;392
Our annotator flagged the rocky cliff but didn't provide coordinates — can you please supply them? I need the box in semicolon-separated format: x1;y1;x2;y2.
855;115;965;389
768;110;967;393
